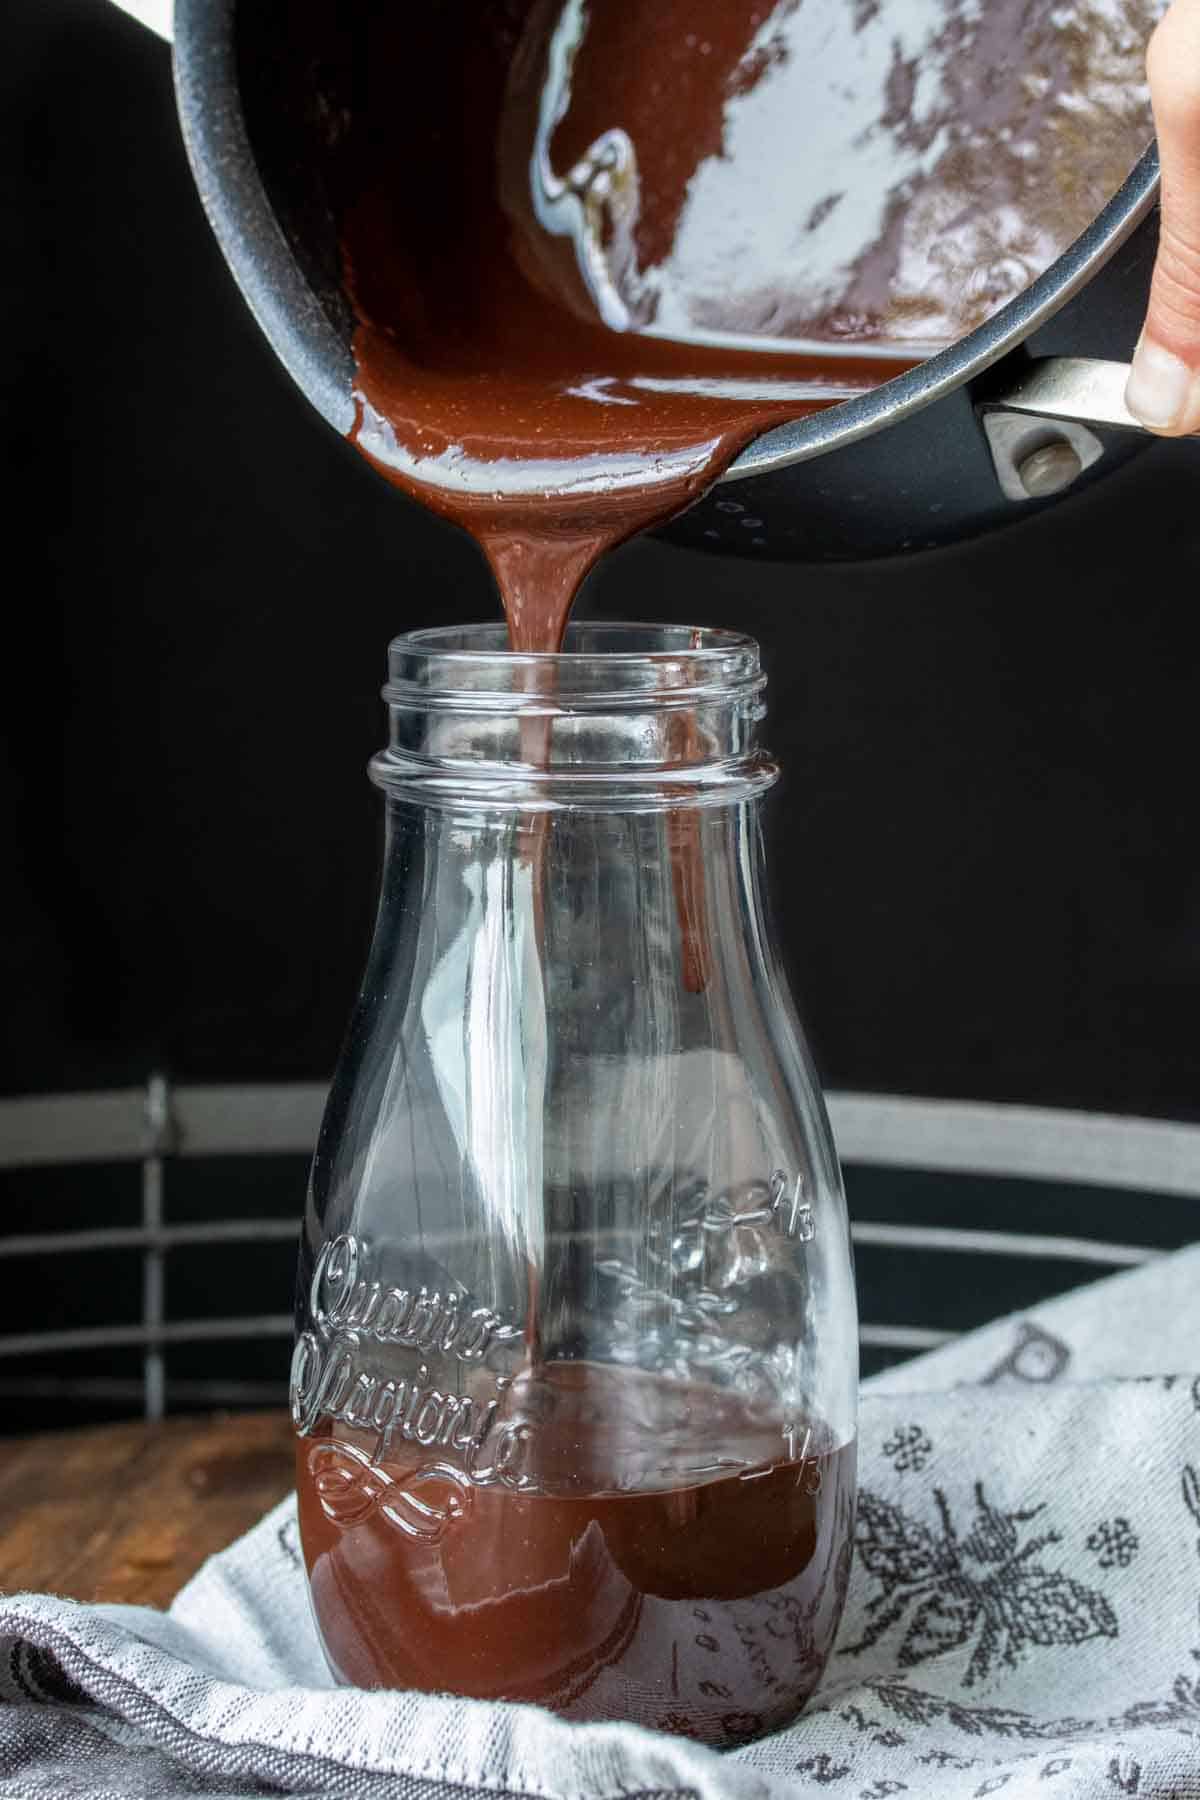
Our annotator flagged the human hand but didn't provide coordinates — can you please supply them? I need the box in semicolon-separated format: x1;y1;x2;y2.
1126;0;1200;434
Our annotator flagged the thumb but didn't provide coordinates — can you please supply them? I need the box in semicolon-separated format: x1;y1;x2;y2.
1126;0;1200;436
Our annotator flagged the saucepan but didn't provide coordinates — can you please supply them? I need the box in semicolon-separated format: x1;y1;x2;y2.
128;0;1193;561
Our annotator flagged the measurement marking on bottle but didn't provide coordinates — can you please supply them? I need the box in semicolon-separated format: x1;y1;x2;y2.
767;1171;815;1242
781;1421;810;1461
674;1170;815;1243
782;1421;823;1494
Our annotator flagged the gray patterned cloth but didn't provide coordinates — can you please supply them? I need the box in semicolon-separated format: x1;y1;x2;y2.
2;1247;1200;1800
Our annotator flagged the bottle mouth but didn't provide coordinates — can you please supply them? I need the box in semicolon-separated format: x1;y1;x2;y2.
373;622;775;811
383;622;765;714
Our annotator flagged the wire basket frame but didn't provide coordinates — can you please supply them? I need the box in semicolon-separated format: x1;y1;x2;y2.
2;1078;1197;1420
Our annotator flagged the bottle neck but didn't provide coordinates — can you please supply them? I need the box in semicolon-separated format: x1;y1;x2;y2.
369;622;777;814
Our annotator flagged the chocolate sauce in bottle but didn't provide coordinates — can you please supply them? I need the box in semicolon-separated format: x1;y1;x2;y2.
297;1366;855;1746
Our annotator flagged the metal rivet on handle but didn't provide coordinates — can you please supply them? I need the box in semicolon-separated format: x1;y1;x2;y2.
1016;439;1085;499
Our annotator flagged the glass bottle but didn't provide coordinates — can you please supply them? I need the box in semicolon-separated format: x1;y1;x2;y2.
291;622;857;1747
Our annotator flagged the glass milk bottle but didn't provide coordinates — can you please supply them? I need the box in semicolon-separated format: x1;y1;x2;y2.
291;623;857;1747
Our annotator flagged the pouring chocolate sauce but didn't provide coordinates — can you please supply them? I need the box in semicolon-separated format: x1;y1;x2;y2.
303;0;1157;647
262;0;1158;1733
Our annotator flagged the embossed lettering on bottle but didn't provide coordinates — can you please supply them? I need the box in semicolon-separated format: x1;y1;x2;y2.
291;1234;536;1535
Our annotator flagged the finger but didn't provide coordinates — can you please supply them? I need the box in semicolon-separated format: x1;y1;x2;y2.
1126;0;1200;435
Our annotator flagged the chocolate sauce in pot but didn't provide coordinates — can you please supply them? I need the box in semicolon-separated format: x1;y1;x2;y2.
289;0;1156;648
515;0;1159;352
311;0;910;647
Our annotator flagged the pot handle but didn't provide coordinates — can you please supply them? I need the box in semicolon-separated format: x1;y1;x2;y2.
984;357;1199;438
977;355;1197;500
110;0;172;41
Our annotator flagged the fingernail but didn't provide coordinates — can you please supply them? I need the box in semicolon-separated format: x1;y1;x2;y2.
1125;341;1200;433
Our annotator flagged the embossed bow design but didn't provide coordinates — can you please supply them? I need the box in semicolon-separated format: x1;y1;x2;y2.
308;1440;473;1544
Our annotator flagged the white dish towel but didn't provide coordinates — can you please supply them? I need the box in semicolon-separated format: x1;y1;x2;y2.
2;1246;1200;1800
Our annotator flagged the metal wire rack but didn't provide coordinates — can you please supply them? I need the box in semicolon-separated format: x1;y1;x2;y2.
2;1077;1197;1420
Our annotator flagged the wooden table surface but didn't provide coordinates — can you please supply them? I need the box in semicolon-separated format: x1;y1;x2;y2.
0;1411;295;1608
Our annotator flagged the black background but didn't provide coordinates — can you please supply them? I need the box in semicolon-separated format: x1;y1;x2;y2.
2;1;1199;1413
